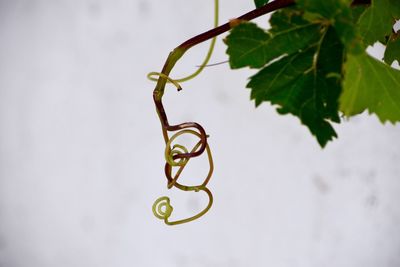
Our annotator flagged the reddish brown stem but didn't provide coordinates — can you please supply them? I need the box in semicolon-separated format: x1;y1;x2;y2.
179;0;296;50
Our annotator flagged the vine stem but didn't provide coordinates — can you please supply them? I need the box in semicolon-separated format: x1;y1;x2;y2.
150;0;371;225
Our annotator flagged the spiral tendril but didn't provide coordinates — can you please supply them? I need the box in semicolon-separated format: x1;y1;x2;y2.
149;0;218;225
152;196;173;220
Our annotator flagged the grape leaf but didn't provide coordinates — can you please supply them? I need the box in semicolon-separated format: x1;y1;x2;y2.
226;8;348;146
340;53;400;123
296;0;362;54
384;33;400;65
358;0;400;45
226;9;321;69
254;0;269;8
246;27;344;147
296;0;352;17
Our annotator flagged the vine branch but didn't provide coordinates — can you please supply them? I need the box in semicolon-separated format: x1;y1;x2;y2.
150;0;372;225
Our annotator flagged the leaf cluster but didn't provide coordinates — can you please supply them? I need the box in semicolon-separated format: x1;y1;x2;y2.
227;0;400;147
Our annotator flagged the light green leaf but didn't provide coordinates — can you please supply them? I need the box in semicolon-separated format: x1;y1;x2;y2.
358;0;400;46
340;53;400;123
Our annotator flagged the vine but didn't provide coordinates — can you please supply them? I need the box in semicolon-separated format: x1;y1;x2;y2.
149;0;400;225
148;0;220;225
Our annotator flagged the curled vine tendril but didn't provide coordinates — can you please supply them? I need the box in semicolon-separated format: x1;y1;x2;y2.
148;0;219;225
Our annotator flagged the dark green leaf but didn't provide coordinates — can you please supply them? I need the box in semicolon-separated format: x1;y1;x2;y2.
226;10;321;69
296;0;362;54
351;5;368;23
226;1;400;146
247;27;344;147
358;0;400;46
254;0;269;8
296;0;352;19
384;33;400;65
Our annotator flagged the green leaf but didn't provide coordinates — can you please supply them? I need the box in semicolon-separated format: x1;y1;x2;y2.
351;5;368;23
226;10;321;69
247;27;344;147
254;0;269;8
358;0;400;46
223;0;400;147
340;53;400;123
384;33;400;65
296;0;362;54
296;0;352;19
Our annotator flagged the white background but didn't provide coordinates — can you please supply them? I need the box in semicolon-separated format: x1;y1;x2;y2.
0;0;399;266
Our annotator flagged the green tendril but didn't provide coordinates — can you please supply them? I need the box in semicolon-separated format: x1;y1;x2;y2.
152;188;213;226
165;130;214;189
173;0;219;83
152;196;173;220
153;128;215;225
165;130;195;166
150;0;218;226
147;72;182;91
147;0;219;89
